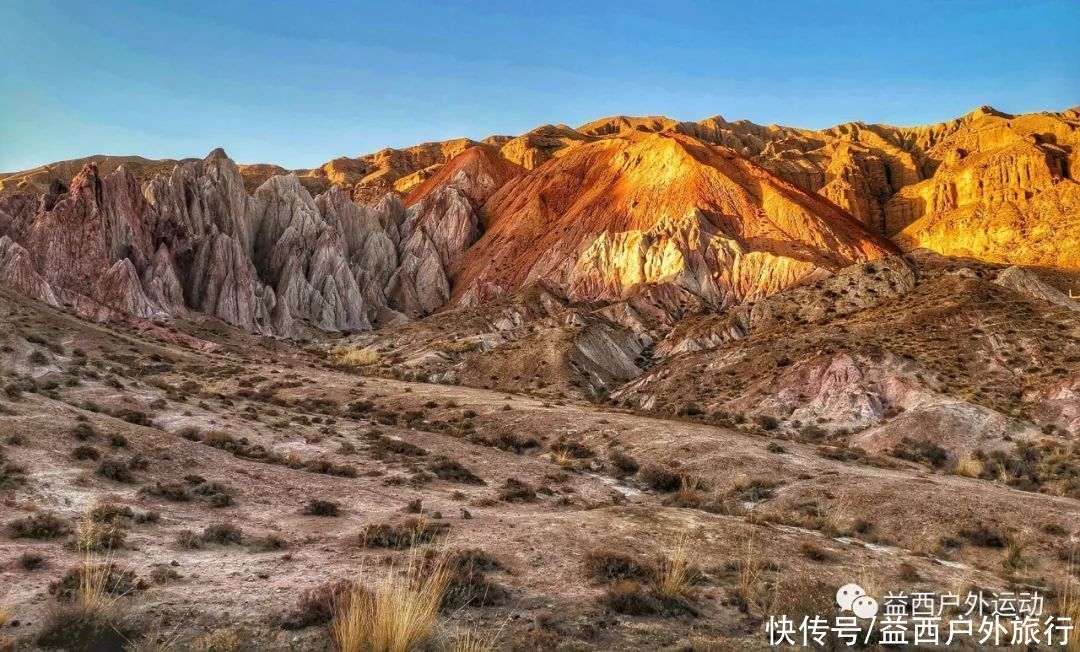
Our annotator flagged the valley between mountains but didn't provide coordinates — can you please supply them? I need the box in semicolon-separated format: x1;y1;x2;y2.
0;105;1077;650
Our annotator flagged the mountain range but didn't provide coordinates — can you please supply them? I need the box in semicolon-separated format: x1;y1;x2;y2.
2;105;1076;339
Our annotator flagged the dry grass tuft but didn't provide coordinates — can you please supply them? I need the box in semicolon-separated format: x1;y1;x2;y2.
955;453;984;478
194;627;246;651
1059;550;1080;652
656;534;694;598
329;345;380;368
451;628;501;652
331;552;450;652
735;536;766;613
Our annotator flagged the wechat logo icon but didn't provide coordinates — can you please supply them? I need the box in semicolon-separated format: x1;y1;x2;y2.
836;583;878;619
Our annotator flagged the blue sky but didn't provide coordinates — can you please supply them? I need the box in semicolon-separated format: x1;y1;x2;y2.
1;0;1077;171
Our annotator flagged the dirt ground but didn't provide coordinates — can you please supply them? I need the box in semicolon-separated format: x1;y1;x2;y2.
0;287;1077;650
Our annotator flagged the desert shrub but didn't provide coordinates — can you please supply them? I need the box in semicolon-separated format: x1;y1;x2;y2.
150;565;180;584
490;433;540;454
584;549;652;583
640;466;681;492
96;458;134;483
145;481;193;502
20;549;46;570
72;423;97;440
76;523;126;552
497;478;537;503
1043;523;1068;536
284;580;352;629
551;440;594;459
202;522;243;545
728;477;778;502
9;512;70;539
439;549;508;608
194;481;235;507
603;580;659;615
330;555;447;652
177;530;204;549
178;427;203;442
304;459;358;477
677;403;705;417
87;504;134;525
370;437;427;458
51;563;141;601
108;434;128;448
959;524;1010;548
756;415;779;431
0;450;27;488
135;510;160;524
799;542;836;562
36;606;130;650
203;430;242;452
428;457;484;485
304;499;341;517
954;452;984;478
112;409;151;427
892;437;949;468
249;533;288;552
610;452;639;475
72;445;101;461
359;519;449;549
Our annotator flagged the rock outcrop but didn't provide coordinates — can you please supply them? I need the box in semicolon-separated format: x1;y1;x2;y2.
0;151;418;336
453;132;896;308
388;147;525;317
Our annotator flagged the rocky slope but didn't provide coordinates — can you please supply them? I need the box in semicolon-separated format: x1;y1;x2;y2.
0;150;436;337
452;132;896;308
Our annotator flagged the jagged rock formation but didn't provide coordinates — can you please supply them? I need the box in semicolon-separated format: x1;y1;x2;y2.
0;144;533;337
0;150;425;337
388;147;525;317
2;105;1076;343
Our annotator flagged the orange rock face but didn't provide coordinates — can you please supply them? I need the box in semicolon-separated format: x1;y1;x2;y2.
451;132;897;308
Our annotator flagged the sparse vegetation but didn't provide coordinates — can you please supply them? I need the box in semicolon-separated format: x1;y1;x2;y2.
96;458;135;483
640;465;681;492
9;512;70;539
610;451;639;475
330;552;449;652
202;522;243;545
584;549;652;583
329;345;380;368
358;518;448;549
304;499;341;517
428;457;484;484
497;478;537;502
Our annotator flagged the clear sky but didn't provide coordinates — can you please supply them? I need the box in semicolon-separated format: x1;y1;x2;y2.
1;0;1077;172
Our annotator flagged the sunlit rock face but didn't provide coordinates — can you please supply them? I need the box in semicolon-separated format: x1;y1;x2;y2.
453;132;896;309
0;106;1076;337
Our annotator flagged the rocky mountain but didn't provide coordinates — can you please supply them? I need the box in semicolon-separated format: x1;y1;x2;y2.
0;150;418;337
452;132;896;308
1;105;1076;342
